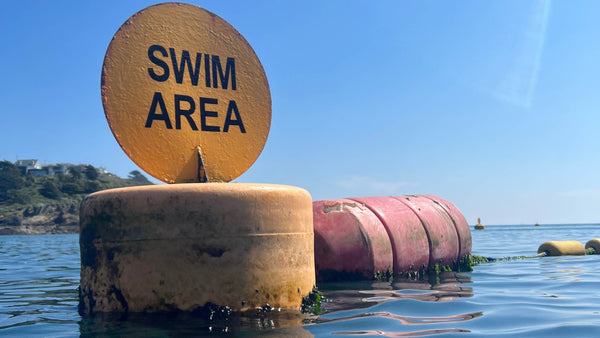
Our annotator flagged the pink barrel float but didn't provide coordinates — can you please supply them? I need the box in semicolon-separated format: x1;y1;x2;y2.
313;199;393;281
421;195;472;260
313;195;471;281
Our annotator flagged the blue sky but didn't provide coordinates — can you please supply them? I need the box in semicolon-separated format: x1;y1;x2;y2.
1;1;599;225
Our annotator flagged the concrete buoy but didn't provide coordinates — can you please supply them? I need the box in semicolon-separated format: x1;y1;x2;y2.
87;0;318;317
474;218;485;230
537;241;585;256
79;183;315;314
585;239;600;254
312;195;470;281
312;199;393;281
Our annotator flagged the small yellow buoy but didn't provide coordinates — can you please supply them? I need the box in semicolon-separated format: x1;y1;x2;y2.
474;217;485;230
537;241;585;256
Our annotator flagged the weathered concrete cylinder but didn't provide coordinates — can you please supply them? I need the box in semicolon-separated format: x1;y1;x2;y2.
312;199;393;281
79;183;315;314
538;241;585;256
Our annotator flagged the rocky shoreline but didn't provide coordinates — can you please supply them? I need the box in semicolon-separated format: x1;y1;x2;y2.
0;200;81;235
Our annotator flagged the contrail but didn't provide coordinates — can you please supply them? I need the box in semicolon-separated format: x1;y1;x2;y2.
494;0;551;108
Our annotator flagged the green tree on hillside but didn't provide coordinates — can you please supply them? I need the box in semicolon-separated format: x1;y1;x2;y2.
68;166;82;180
0;161;24;189
84;180;101;193
39;180;62;199
61;182;83;195
0;161;25;202
128;170;151;184
84;165;98;180
0;161;154;207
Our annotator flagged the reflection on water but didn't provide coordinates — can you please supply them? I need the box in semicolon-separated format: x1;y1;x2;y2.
331;328;470;337
313;273;476;337
0;233;479;337
317;273;472;313
78;310;315;337
76;274;475;337
3;225;600;336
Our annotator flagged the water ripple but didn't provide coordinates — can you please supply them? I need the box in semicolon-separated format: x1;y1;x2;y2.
331;328;470;337
2;225;600;336
318;310;483;325
0;234;80;335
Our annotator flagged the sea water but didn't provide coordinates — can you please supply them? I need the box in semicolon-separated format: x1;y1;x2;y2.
1;224;600;337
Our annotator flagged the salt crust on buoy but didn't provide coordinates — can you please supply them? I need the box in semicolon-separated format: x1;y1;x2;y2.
585;239;600;254
79;183;314;314
537;240;585;256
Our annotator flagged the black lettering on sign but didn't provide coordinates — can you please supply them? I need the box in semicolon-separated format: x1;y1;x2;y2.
146;45;236;90
223;100;246;133
175;95;198;130
147;45;170;82
144;94;247;133
211;56;236;90
145;92;173;129
169;48;202;86
199;97;220;132
204;54;211;87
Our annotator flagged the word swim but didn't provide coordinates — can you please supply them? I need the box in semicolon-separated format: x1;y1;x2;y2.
145;45;245;133
147;45;236;90
144;92;246;133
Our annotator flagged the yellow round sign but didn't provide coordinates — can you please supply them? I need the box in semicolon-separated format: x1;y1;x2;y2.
101;3;271;183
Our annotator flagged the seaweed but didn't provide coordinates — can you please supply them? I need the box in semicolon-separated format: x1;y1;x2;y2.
301;286;324;315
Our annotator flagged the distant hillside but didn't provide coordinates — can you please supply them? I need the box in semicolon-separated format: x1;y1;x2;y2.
0;161;153;235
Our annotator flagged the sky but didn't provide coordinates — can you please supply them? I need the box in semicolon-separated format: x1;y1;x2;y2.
1;0;599;225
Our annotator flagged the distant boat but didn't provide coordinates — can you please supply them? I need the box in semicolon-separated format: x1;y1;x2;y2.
475;217;485;230
535;223;540;226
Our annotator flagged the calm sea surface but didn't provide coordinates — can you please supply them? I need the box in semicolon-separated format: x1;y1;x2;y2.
2;224;600;337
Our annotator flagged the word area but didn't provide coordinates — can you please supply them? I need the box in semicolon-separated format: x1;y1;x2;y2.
145;45;245;133
144;93;245;133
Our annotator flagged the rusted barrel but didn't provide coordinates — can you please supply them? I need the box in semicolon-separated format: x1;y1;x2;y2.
312;199;393;281
421;195;472;260
348;196;429;275
313;195;471;281
392;196;460;267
